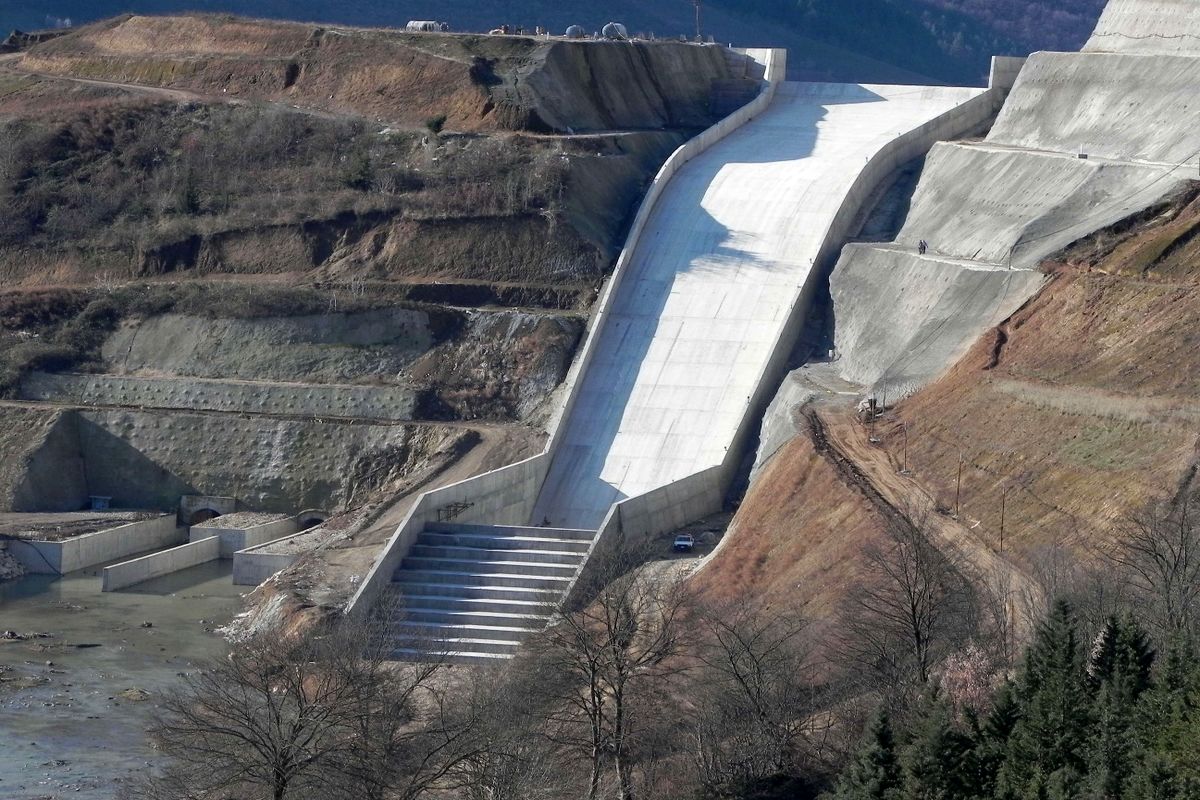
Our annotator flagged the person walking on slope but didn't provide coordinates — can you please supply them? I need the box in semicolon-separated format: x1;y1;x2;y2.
918;239;927;255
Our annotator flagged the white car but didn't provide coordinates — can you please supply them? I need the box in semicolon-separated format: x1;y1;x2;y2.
672;533;695;553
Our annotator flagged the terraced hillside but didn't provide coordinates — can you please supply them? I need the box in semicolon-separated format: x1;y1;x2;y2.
0;16;750;526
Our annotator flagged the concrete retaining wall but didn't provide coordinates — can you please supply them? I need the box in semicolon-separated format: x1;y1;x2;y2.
347;453;550;616
20;372;416;421
191;516;299;558
102;536;220;591
718;76;1010;505
989;56;1026;90
989;52;1200;164
8;515;183;575
1085;0;1200;55
232;534;305;586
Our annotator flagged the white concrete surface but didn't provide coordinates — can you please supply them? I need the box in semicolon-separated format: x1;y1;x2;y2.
348;48;787;622
8;515;182;575
532;81;986;529
1086;0;1200;55
102;536;220;591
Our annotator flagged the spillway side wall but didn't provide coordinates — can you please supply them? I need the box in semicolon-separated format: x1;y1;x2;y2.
718;83;1009;508
102;535;220;592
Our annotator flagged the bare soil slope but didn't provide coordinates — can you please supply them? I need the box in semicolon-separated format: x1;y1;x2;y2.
879;184;1200;566
21;15;734;134
699;184;1200;638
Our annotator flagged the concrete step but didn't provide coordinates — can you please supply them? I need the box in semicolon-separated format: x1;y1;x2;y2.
392;569;573;591
424;521;595;541
409;544;586;566
384;633;524;656
395;593;559;615
396;620;542;638
387;582;560;603
389;647;513;665
400;556;579;578
417;531;592;553
399;607;552;629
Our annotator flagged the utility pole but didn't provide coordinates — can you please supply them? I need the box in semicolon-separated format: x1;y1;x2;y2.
900;422;908;474
954;453;964;519
694;0;702;40
999;490;1006;553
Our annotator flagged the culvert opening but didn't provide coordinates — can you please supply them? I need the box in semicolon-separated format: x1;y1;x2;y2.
188;509;222;526
297;513;329;531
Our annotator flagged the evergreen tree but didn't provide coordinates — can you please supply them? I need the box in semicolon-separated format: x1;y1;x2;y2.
973;682;1021;799
900;695;974;800
997;601;1092;800
1086;616;1156;799
1133;636;1200;799
832;710;903;800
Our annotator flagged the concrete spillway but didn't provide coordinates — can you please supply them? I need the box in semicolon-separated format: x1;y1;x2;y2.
532;81;985;529
350;50;1015;660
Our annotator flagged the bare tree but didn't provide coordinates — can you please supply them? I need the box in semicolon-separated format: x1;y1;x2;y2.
527;550;693;800
841;510;977;695
690;602;822;795
128;602;480;800
453;661;573;800
1107;495;1200;639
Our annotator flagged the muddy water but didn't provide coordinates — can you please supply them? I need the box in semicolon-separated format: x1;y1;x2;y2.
0;561;245;799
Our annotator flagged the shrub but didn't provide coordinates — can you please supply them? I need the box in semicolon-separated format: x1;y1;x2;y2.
424;114;448;135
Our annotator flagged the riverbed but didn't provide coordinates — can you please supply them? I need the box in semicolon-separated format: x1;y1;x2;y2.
0;561;245;799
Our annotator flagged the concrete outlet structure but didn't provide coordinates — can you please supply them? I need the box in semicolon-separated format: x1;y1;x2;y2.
7;515;183;575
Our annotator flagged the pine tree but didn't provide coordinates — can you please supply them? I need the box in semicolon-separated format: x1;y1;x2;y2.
997;601;1092;800
832;710;903;800
1133;636;1200;800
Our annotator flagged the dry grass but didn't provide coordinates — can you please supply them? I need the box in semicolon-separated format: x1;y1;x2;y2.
879;186;1200;567
692;435;892;646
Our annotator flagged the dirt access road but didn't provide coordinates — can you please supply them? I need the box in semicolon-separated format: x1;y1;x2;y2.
806;404;1044;642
